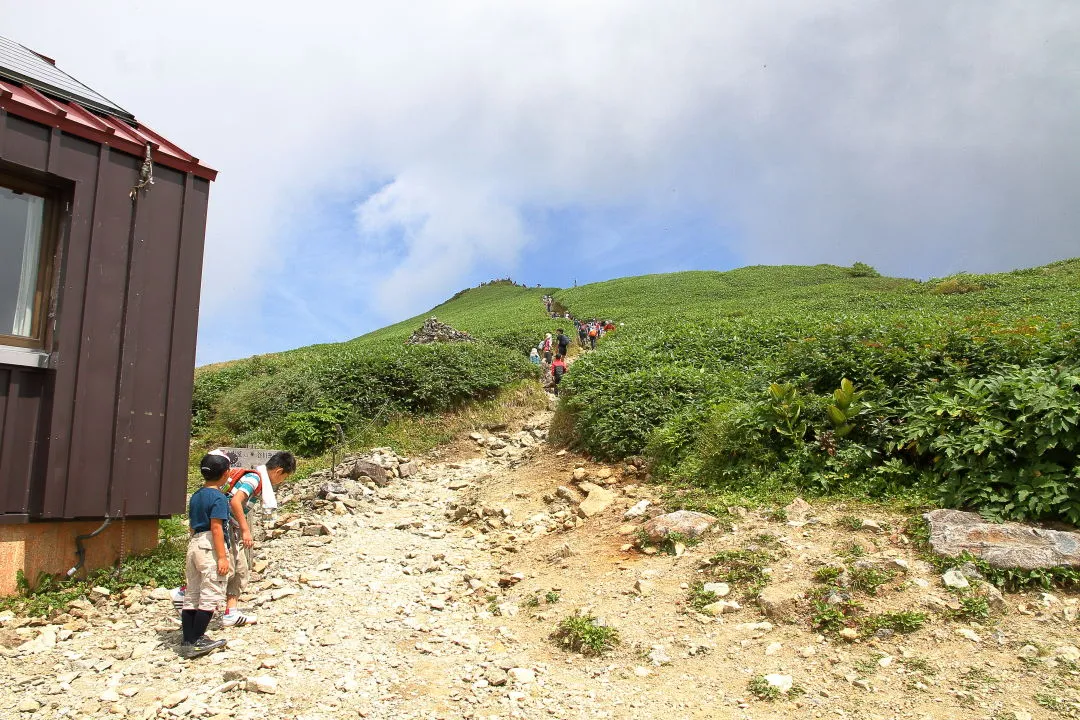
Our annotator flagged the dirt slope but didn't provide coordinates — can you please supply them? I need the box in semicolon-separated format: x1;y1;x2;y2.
1;411;1077;720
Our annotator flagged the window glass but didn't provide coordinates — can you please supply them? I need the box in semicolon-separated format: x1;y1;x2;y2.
0;187;45;338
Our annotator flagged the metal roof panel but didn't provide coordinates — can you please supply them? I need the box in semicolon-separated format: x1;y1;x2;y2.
0;35;132;120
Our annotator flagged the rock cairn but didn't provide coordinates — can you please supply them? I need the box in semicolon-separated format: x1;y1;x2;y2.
407;317;474;344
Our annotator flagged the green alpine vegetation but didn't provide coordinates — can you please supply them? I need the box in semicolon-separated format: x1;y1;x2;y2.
193;259;1080;526
555;260;1080;523
192;281;555;463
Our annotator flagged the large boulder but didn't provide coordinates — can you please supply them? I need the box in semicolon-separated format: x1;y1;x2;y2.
641;510;719;543
577;483;615;518
348;460;389;487
923;509;1080;570
757;583;806;624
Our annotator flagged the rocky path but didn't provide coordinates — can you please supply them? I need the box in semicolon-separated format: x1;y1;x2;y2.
2;411;1080;720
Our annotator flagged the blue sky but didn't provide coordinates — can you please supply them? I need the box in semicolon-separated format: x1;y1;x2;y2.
4;2;1079;365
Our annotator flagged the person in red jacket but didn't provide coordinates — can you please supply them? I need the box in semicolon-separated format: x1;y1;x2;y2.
551;354;568;395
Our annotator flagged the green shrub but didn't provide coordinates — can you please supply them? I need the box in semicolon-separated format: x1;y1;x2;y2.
862;611;926;634
848;566;896;596
706;549;773;597
848;262;881;278
552;614;619;655
282;403;351;457
813;566;843;583
901;364;1080;523
932;276;985;295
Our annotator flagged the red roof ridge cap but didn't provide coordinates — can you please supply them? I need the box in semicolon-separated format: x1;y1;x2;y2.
19;83;67;118
64;101;113;133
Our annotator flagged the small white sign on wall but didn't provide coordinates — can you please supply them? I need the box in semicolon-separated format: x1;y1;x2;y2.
214;447;283;469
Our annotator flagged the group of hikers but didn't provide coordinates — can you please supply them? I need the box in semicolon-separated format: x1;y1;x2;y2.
530;298;617;394
173;450;296;658
177;295;614;659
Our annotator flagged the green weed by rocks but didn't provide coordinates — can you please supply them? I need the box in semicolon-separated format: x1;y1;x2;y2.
552;614;619;656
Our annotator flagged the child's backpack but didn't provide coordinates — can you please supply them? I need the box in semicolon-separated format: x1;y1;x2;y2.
223;468;261;498
553;364;566;381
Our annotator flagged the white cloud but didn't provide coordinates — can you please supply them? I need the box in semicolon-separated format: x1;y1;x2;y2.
3;0;1078;359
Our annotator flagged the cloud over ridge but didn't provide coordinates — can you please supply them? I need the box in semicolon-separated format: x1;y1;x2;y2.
4;1;1078;360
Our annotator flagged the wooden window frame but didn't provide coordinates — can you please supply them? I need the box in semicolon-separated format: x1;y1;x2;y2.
0;171;62;351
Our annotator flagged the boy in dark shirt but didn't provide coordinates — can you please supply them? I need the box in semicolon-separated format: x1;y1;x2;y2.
556;329;570;357
180;453;232;658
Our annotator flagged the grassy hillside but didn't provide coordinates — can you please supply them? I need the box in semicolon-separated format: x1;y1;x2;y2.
192;260;1080;525
555;260;1080;522
192;282;560;461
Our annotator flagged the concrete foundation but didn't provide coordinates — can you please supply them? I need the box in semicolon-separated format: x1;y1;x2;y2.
0;519;159;595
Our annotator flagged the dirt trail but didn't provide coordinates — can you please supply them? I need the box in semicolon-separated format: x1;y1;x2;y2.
1;410;1078;720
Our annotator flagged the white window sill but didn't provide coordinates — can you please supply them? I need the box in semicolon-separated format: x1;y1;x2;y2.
0;346;50;369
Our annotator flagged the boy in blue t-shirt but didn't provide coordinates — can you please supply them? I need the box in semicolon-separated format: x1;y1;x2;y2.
180;453;232;658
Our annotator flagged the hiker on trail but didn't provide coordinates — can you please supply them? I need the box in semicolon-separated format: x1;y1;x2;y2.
170;451;295;622
529;347;541;365
604;320;615;333
556;328;570;357
221;451;295;627
551;354;568;395
577;322;588;348
542;333;553;363
179;453;232;658
588;322;598;349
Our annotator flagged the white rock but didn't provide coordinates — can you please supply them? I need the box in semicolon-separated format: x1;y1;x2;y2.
702;582;730;597
100;688;121;702
245;676;278;694
648;646;672;666
623;501;651;519
701;600;741;616
162;690;189;708
799;646;816;658
765;642;783;656
634;579;656;596
633;666;652;677
735;622;774;632
942;570;970;589
878;655;894;667
1018;644;1040;659
764;674;793;693
957;628;982;643
1055;645;1080;662
149;587;173;601
17;699;41;713
19;628;57;653
839;628;859;641
271;587;300;601
130;640;161;659
508;667;536;684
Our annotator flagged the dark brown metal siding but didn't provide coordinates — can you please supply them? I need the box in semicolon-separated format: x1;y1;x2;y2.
0;368;46;518
0;112;209;521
